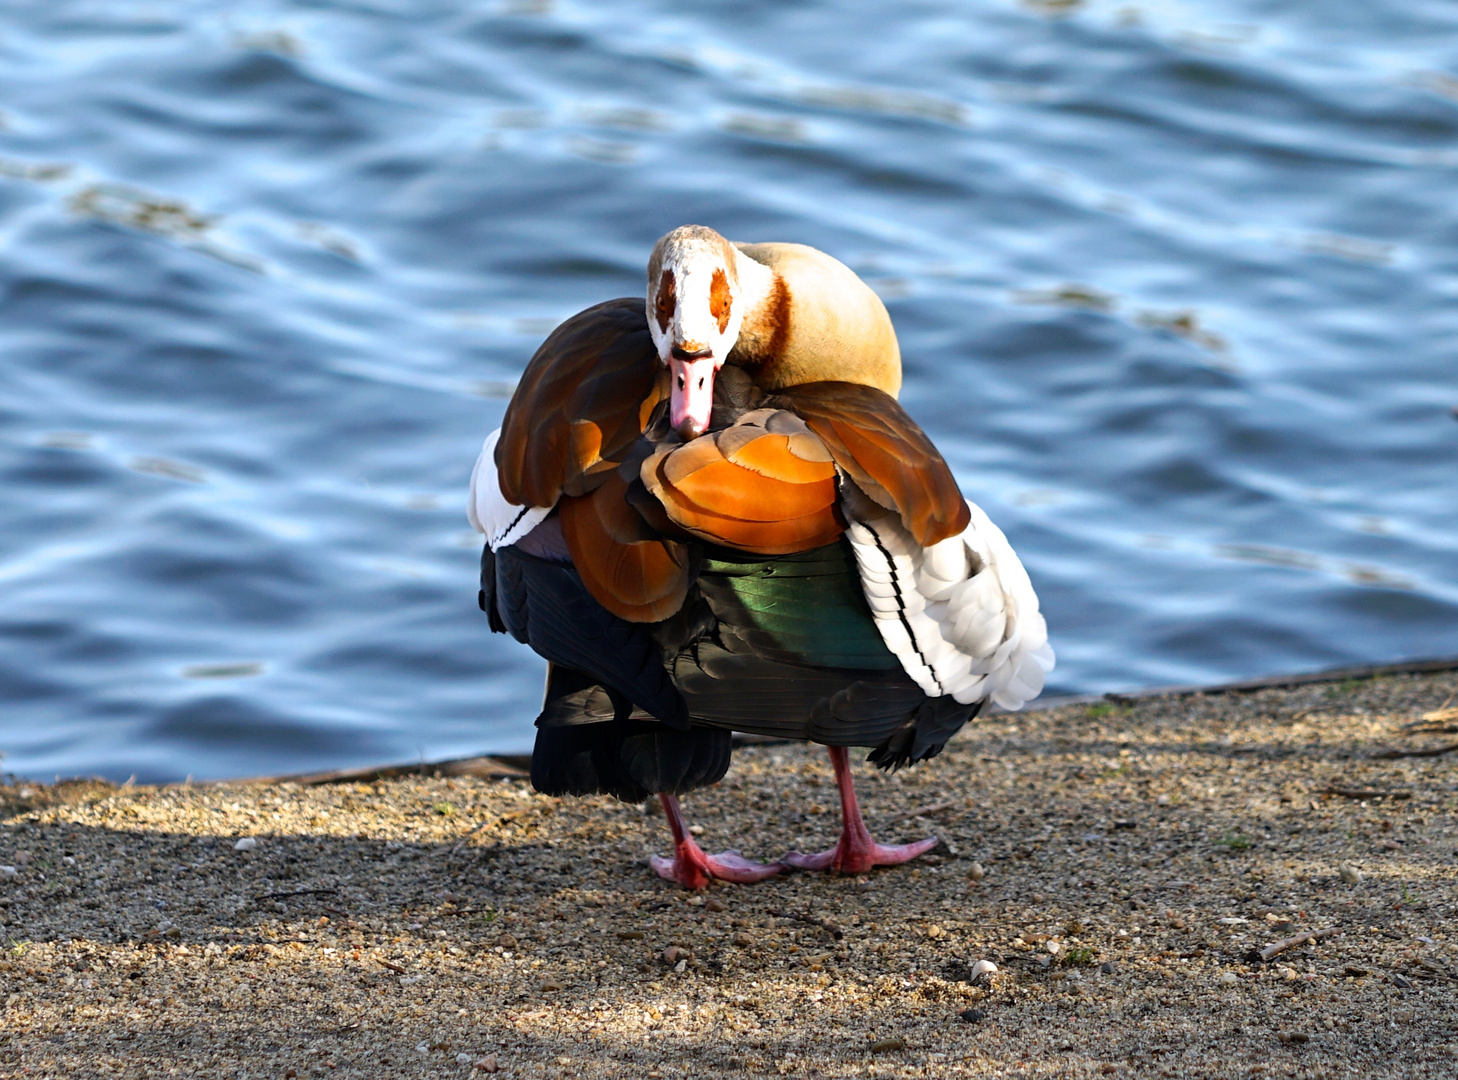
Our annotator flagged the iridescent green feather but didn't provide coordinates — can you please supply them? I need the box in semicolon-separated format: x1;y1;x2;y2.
698;539;899;671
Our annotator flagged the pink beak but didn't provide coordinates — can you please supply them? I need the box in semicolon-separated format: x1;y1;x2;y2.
669;355;718;439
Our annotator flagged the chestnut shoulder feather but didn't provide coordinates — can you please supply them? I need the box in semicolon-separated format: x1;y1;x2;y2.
767;381;970;547
495;298;666;509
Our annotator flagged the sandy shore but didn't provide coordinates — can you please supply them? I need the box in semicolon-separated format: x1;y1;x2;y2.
2;669;1457;1079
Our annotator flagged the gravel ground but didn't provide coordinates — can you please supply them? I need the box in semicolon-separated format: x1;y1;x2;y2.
2;670;1457;1079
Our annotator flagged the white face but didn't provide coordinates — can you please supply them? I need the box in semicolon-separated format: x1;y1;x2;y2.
647;241;744;438
647;245;744;366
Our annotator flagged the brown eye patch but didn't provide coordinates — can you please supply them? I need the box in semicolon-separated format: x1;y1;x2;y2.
655;269;676;332
709;267;732;333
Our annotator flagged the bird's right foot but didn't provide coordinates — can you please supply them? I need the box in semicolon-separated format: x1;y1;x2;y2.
650;792;784;889
650;841;785;890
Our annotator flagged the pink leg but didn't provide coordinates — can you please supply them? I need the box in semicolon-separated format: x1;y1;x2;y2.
782;746;940;875
649;794;785;890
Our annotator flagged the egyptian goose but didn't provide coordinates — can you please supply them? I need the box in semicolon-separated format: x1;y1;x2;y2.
470;225;1053;889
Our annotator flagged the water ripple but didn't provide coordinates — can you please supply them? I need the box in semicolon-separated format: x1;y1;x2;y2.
0;0;1454;782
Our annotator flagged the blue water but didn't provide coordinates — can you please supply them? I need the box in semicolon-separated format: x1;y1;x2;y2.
2;0;1456;783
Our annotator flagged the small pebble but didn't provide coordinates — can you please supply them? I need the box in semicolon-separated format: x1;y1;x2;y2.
1276;966;1298;982
616;930;646;940
497;934;519;950
1100;961;1118;974
233;837;257;852
731;932;753;946
456;1053;474;1065
1276;1031;1309;1045
958;1008;987;1023
1219;971;1238;986
688;825;705;836
704;898;726;913
869;1037;906;1054
475;1055;500;1073
0;866;15;881
967;862;986;882
663;946;689;964
1338;864;1363;885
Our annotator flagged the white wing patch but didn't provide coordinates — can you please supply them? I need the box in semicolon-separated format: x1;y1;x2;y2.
467;429;553;550
846;502;1055;711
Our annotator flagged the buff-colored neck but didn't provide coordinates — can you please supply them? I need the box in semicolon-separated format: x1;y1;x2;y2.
728;241;901;399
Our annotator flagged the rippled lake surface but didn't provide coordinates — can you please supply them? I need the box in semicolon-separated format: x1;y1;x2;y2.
2;1;1456;782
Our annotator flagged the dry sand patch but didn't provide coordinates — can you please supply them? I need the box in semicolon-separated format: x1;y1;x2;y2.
1;670;1456;1078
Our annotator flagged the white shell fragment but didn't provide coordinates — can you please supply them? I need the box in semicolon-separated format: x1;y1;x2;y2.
234;837;258;851
969;959;999;984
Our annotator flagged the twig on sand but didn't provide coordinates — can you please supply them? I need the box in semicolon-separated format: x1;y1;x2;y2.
1370;742;1458;760
1316;786;1412;800
376;957;407;974
768;908;845;940
1396;696;1457;735
1260;928;1339;962
254;888;339;902
883;800;958;825
449;820;493;855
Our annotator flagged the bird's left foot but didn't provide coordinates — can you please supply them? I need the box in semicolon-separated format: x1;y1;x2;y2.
650;838;785;890
782;834;940;876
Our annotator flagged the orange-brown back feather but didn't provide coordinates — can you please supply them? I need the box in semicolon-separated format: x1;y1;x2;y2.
641;411;843;555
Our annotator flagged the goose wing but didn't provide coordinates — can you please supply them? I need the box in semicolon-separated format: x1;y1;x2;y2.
636;387;1053;716
844;504;1054;711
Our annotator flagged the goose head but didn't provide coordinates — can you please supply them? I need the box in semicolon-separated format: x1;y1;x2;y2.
647;225;766;439
647;225;901;438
